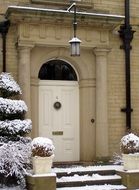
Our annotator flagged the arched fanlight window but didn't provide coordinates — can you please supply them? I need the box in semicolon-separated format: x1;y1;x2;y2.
38;60;77;81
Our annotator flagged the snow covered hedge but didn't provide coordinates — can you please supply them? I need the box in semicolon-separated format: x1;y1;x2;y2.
120;133;139;154
0;138;31;189
0;98;27;120
0;72;21;98
0;72;32;189
0;119;32;136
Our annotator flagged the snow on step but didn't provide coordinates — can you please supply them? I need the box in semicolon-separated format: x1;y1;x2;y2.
52;165;123;174
56;184;127;190
57;174;121;183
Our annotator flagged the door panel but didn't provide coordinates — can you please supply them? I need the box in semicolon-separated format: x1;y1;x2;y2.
39;81;79;162
39;89;53;136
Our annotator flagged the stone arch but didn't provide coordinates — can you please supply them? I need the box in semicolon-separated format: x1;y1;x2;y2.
30;47;94;81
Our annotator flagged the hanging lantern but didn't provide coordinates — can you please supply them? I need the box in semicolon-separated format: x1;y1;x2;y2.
68;3;81;56
69;37;81;56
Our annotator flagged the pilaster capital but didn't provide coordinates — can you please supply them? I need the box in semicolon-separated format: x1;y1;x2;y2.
79;79;95;88
16;40;35;51
93;46;111;56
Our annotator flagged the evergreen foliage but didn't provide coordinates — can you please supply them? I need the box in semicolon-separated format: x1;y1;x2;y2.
0;72;32;189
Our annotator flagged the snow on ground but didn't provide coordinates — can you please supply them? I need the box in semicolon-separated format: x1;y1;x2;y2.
56;184;127;190
52;165;124;174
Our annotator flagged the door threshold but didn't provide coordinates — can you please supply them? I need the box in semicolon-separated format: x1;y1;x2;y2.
53;161;94;168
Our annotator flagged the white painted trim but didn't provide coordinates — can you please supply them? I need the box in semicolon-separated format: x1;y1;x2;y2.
38;80;79;87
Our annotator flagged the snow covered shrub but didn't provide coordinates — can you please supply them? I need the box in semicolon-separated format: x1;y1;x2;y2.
0;72;32;189
31;137;55;157
0;98;27;120
0;72;21;98
120;133;139;154
112;153;123;165
0;119;32;136
0;139;31;188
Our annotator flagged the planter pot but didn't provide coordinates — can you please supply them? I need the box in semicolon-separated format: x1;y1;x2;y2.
32;155;54;174
122;153;139;170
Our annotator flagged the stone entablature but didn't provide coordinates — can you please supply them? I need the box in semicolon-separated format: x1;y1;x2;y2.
6;5;124;27
6;5;124;49
17;23;110;49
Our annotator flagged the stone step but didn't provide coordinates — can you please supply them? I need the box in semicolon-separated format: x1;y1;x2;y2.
56;174;122;188
57;178;122;188
53;165;127;189
56;185;127;190
52;165;123;178
55;169;116;178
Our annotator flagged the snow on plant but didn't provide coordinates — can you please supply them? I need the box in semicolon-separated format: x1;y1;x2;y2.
0;97;27;114
0;72;32;189
112;153;123;165
0;72;21;98
31;137;55;157
0;139;31;189
120;133;139;154
0;119;32;136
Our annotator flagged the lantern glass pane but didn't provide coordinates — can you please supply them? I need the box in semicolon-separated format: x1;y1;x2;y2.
71;42;80;56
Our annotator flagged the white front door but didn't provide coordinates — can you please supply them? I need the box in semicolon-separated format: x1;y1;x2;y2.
38;81;79;162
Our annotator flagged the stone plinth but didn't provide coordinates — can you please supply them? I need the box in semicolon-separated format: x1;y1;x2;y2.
26;173;56;190
117;170;139;190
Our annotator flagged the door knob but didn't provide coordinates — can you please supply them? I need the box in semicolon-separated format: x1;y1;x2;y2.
91;118;95;123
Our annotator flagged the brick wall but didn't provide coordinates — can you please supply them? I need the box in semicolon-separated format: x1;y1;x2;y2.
93;0;124;15
108;32;125;155
0;0;29;14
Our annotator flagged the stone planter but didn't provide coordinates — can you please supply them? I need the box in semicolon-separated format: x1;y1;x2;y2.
32;155;54;174
122;153;139;170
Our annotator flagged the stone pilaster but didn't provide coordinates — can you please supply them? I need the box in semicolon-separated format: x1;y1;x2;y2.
93;47;111;158
18;45;33;118
79;79;96;161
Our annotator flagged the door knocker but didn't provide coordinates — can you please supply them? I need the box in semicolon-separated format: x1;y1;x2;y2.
53;101;62;110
